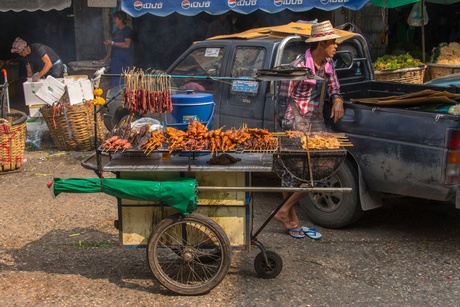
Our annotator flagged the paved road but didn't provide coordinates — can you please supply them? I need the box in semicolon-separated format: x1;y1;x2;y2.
1;151;459;306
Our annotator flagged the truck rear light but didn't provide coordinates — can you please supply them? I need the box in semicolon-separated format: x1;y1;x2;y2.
445;163;460;184
447;129;460;149
446;151;460;184
447;150;460;164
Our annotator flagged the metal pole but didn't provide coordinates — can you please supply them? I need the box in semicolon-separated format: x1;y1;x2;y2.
196;186;352;193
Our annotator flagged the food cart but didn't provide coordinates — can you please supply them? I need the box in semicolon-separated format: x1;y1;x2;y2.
49;69;352;295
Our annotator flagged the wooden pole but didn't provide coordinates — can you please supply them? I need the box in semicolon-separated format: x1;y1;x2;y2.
421;0;426;63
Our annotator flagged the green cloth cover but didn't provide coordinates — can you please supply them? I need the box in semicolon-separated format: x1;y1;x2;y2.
51;177;197;215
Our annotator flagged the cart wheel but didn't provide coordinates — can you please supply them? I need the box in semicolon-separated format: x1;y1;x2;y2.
147;213;231;295
254;250;283;279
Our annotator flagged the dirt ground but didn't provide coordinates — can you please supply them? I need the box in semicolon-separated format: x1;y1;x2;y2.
1;145;460;306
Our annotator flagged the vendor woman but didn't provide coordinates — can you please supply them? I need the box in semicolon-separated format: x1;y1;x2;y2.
11;37;63;81
100;11;133;87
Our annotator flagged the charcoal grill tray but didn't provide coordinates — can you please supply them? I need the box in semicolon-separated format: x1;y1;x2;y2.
274;137;347;182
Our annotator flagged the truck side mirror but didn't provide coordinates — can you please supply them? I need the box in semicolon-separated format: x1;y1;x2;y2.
334;51;354;70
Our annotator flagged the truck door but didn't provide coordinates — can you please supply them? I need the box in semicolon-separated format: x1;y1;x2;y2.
167;44;229;127
219;46;269;129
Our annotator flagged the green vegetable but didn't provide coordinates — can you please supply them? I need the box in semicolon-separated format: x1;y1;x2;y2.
374;53;424;71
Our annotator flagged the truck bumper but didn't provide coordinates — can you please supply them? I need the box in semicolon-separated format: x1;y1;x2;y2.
456;186;460;209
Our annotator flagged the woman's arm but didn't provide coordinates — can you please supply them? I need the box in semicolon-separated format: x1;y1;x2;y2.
105;38;132;49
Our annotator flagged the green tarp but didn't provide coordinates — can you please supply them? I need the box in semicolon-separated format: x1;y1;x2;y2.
370;0;460;8
50;177;197;215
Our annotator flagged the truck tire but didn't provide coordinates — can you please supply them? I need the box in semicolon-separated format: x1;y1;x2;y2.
299;159;362;229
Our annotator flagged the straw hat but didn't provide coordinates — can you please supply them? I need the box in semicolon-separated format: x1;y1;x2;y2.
306;21;341;43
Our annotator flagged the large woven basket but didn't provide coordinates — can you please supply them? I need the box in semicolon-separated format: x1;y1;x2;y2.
374;66;425;84
426;63;460;81
40;103;104;151
0;112;27;173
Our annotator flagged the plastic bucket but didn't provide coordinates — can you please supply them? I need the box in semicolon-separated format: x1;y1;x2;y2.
165;91;215;131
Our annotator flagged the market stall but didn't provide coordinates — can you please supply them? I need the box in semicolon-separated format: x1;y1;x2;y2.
45;67;353;295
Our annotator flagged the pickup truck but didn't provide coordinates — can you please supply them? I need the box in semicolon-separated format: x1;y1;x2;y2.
103;23;460;229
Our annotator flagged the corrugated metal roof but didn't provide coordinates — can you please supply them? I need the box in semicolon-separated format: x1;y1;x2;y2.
0;0;71;12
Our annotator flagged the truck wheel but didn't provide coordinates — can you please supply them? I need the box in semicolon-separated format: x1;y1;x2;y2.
147;213;232;295
299;159;362;229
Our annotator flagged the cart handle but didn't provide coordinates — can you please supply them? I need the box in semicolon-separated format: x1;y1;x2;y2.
196;186;352;193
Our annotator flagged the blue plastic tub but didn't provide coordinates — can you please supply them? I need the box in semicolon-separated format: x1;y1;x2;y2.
165;91;215;131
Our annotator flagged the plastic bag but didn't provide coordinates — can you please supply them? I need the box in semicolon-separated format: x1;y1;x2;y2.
407;2;429;27
26;118;48;149
131;117;162;132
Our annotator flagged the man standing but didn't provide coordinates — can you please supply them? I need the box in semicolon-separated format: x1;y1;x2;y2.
274;21;345;239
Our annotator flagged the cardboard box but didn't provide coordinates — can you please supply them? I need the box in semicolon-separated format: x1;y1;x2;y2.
64;75;88;84
66;79;94;105
35;76;66;105
23;80;45;106
28;104;46;118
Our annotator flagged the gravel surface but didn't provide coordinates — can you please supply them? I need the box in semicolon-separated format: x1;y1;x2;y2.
1;147;460;306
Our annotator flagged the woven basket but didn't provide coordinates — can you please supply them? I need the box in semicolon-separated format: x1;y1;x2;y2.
40;103;104;151
374;66;425;84
0;112;27;173
426;63;460;81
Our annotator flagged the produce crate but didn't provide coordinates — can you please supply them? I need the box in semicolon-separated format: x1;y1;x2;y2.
40;103;104;151
0;112;27;173
374;66;425;84
426;63;460;81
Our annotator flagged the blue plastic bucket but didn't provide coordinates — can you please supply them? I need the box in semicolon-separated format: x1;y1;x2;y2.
165;91;215;131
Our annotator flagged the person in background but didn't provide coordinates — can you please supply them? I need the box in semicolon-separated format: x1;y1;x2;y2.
11;37;63;81
274;20;345;240
206;14;232;38
100;11;133;87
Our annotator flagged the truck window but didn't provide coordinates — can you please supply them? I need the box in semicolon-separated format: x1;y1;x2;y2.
281;41;306;65
231;47;266;78
230;47;265;96
170;47;225;92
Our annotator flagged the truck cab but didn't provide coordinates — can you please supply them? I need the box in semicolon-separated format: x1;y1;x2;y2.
165;33;373;131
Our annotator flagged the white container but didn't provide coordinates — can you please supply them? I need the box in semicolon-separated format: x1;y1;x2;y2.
66;79;94;105
28;104;46;118
23;80;45;105
35;76;66;105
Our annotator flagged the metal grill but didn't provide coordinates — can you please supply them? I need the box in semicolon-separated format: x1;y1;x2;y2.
274;137;347;182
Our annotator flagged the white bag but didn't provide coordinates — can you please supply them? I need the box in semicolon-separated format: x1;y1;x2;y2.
407;2;429;27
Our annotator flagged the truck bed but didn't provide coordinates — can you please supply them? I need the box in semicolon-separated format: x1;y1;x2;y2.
334;80;460;201
341;80;460;101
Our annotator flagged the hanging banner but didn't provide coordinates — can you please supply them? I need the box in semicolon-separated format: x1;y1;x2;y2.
121;0;370;17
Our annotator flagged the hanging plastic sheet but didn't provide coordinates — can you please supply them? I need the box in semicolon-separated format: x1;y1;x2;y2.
0;0;71;12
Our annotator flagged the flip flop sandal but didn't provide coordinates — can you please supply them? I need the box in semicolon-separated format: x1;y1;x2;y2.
300;226;322;240
288;228;306;239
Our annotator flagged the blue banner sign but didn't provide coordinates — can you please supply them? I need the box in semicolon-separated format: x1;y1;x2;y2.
122;0;369;17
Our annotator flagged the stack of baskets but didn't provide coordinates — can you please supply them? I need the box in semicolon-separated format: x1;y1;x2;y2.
40;103;104;151
374;66;426;84
426;63;460;81
0;112;27;173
